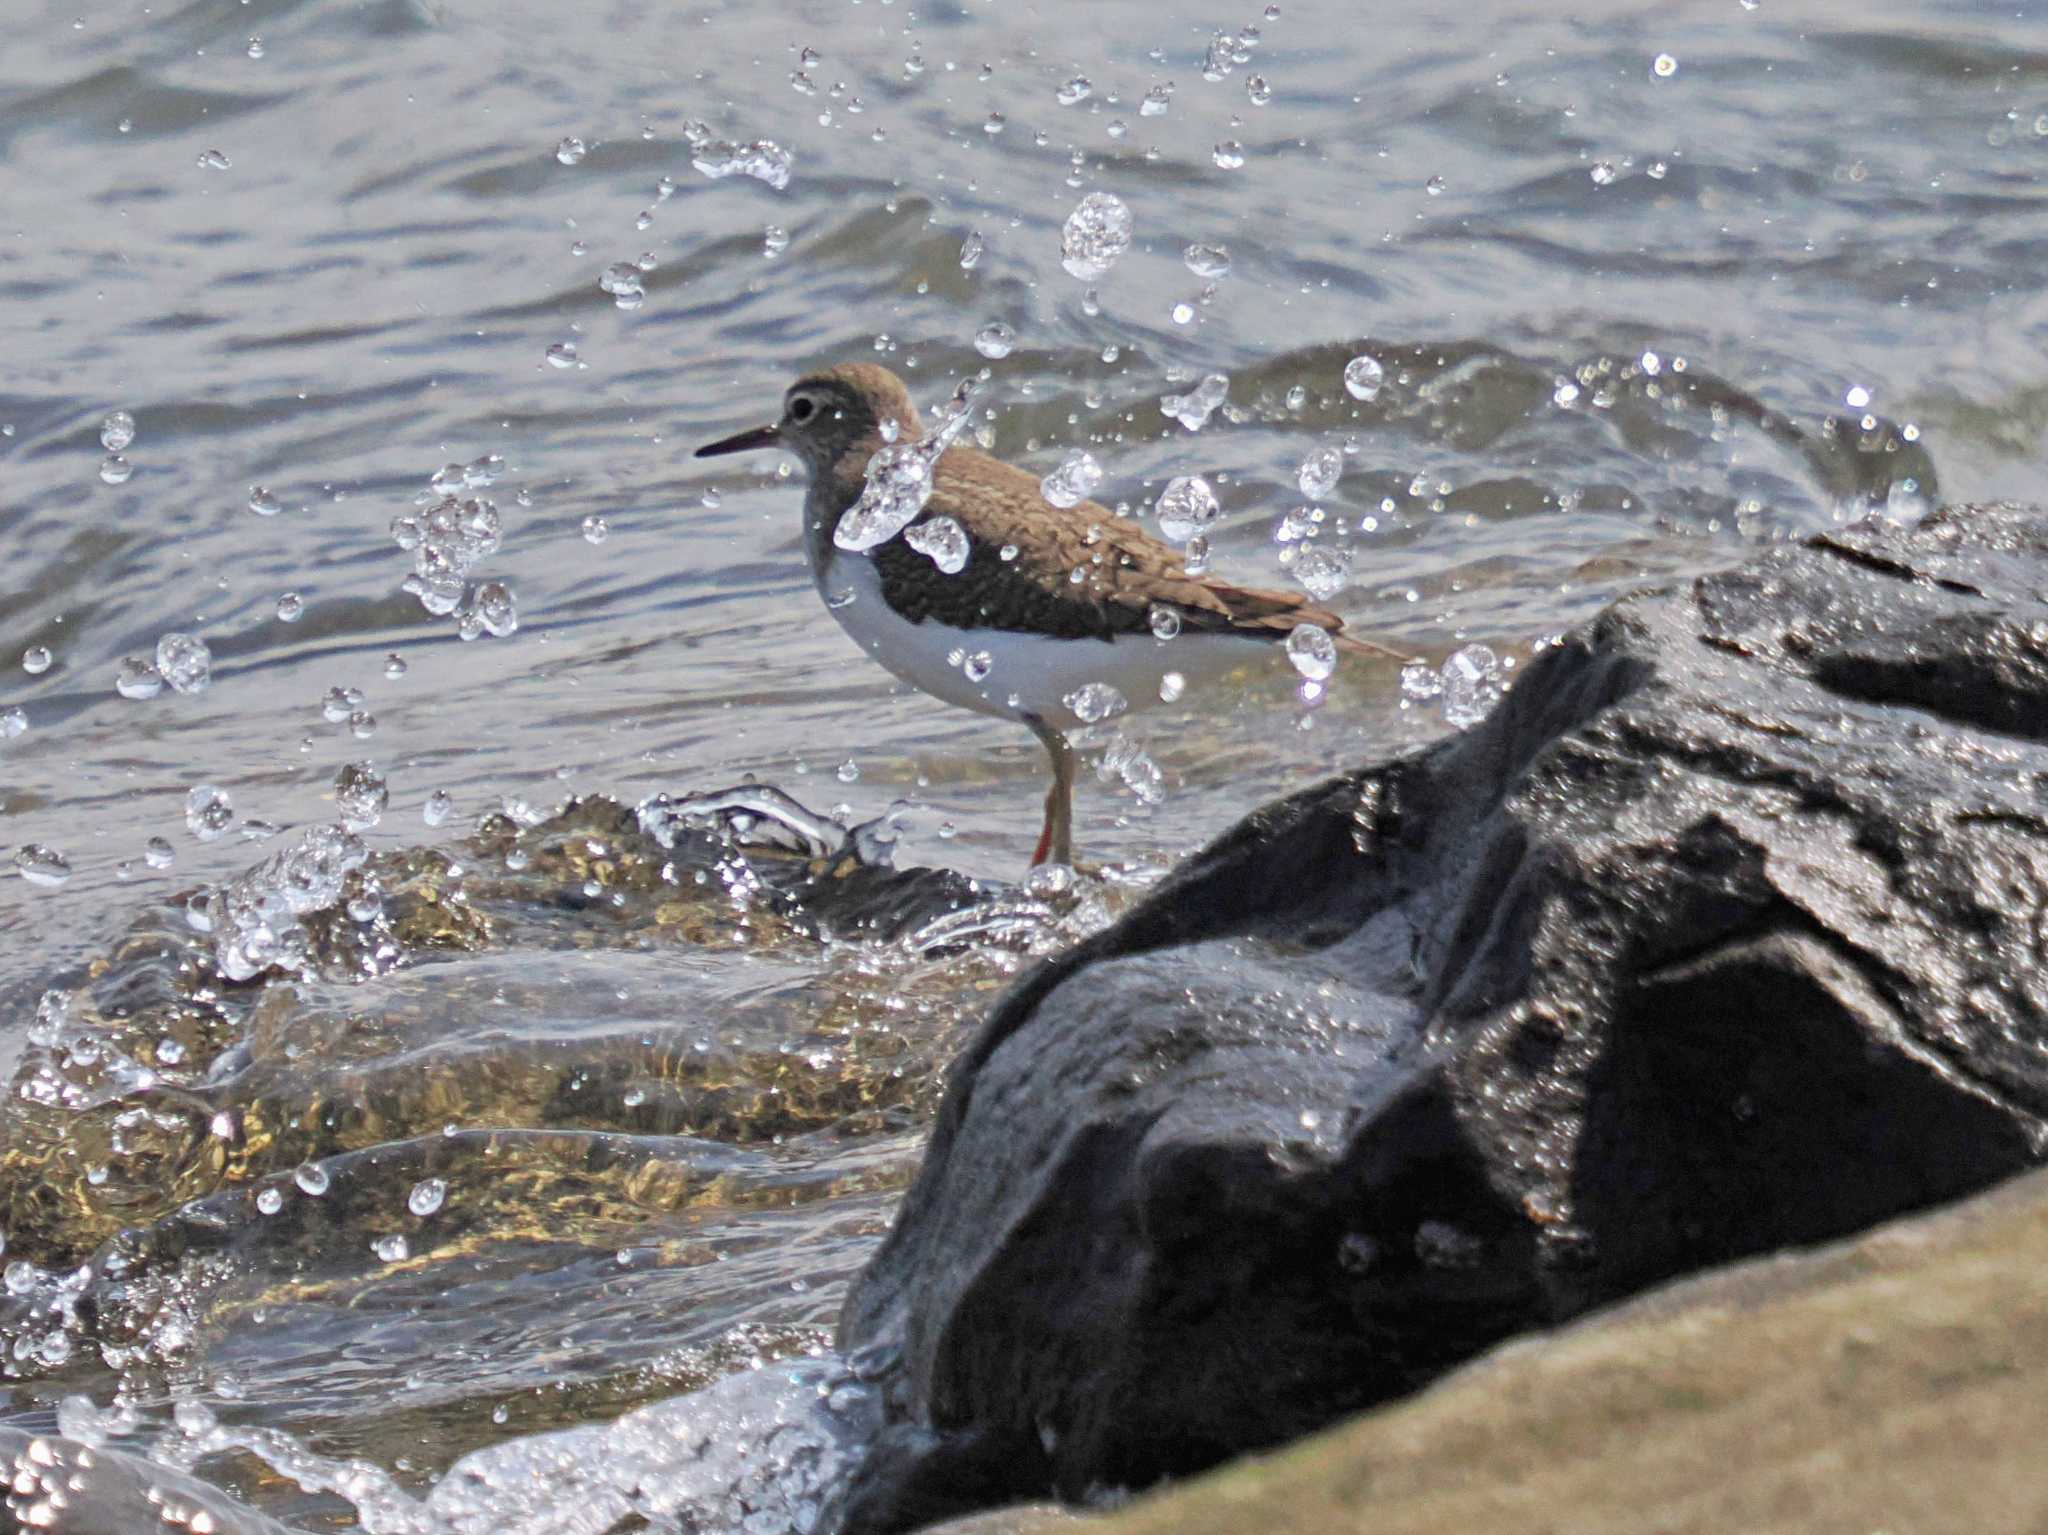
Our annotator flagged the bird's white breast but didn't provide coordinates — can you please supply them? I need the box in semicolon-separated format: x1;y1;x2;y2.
814;549;1269;731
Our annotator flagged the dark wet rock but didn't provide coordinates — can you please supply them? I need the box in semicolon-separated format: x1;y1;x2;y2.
839;502;2048;1531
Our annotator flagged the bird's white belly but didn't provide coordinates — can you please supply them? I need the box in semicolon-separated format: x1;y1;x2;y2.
817;551;1270;731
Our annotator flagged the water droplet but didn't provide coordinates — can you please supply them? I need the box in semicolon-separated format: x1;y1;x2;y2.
185;785;235;842
1441;643;1502;727
255;1186;284;1214
245;35;264;58
556;136;586;165
407;1178;447;1217
351;710;377;738
1293;544;1353;600
1155;476;1219;543
383;652;407;680
1245;75;1271;105
99;454;134;484
959;230;985;269
546;341;580;369
1652;52;1678;77
100;410;136;450
155;632;212;694
1286;623;1337;681
964;651;993;682
1158;672;1188;704
599;262;644;308
423;789;454;827
373;1233;410;1263
1149;605;1182;640
1056;76;1093;106
1297;443;1343;501
12;846;69;888
836;759;860;783
1212;140;1245;169
1845;384;1872;409
469;580;519;637
763;224;789;257
1160;372;1229;431
335;761;389;830
983;112;1006;135
1063;682;1128;723
197;148;231;170
322;685;364;723
834;378;981;552
973;321;1017;359
1060;191;1133;280
904;515;970;574
1343;355;1384;401
294;1164;330;1196
21;646;51;675
1553;381;1580;408
116;656;163;699
247;485;281;517
145;836;175;869
1140;83;1173;116
0;706;25;739
1183;242;1231;278
1425;174;1445;195
1589;160;1617;186
581;514;609;544
1040;449;1103;508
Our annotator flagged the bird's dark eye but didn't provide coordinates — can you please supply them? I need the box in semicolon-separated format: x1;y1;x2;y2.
788;395;817;424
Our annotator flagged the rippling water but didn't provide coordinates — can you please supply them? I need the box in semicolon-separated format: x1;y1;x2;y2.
2;0;2044;1525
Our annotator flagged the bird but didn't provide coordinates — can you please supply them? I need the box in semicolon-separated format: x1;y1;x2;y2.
695;362;1406;869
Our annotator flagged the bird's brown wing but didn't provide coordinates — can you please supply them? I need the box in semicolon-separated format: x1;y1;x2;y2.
866;444;1405;658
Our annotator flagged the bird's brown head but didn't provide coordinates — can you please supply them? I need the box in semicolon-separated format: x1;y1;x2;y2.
695;362;924;481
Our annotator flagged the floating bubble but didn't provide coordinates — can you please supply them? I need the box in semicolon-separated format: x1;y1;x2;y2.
116;657;163;699
100;411;136;451
1160;373;1229;432
14;846;71;888
1297;443;1343;501
407;1178;447;1217
1183;243;1231;278
1441;643;1503;727
1064;682;1128;723
1155;476;1219;544
1286;623;1337;681
334;761;388;830
247;486;282;516
185;785;235;842
21;645;51;675
155;632;213;694
555;136;586;165
1041;449;1103;509
1343;355;1384;401
1060;191;1133;281
904;515;970;574
423;789;454;827
973;321;1017;359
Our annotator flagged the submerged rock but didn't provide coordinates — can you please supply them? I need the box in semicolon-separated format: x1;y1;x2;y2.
838;503;2048;1530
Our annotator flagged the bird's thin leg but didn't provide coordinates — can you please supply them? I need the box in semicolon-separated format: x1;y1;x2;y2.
1023;715;1077;868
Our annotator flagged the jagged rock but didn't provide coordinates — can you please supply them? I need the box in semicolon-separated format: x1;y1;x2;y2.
838;503;2048;1531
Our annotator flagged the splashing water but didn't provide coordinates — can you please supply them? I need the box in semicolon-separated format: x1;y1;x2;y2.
1440;643;1504;727
204;823;373;982
685;123;794;190
904;516;969;574
1160;373;1229;432
1154;476;1219;544
832;378;980;554
1040;450;1103;509
1060;191;1132;281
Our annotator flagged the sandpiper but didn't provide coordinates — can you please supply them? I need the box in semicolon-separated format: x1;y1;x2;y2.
696;362;1404;868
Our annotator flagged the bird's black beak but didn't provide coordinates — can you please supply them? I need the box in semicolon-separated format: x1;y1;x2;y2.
694;422;781;458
